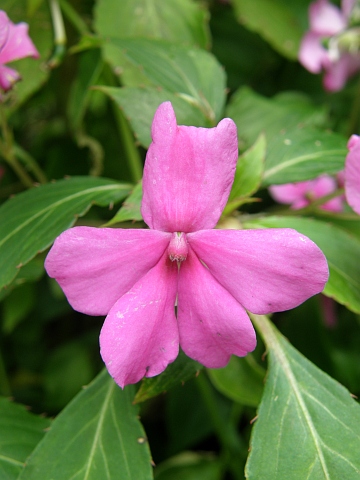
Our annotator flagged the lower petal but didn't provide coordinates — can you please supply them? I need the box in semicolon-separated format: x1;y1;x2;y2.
188;229;328;315
100;254;179;388
177;247;256;369
0;65;20;91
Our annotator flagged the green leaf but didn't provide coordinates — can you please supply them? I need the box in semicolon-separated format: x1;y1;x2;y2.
243;216;360;314
134;351;202;404
226;87;326;149
262;128;347;186
232;0;302;59
0;396;50;480
224;135;265;214
19;370;153;480
208;355;265;407
0;257;44;303
106;181;143;225
98;86;207;147
0;177;131;291
246;314;360;479
155;452;222;480
101;38;226;124
94;0;210;49
2;283;35;334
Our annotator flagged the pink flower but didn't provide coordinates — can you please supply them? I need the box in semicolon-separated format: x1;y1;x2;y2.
345;134;360;214
269;175;344;212
299;0;360;91
0;10;39;92
45;102;329;388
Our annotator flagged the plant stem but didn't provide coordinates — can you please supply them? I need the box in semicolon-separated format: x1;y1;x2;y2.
13;144;47;184
59;0;91;35
196;372;246;480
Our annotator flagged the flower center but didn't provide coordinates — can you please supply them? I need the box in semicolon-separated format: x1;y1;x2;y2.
168;232;188;262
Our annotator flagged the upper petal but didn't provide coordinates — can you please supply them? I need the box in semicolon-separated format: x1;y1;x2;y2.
141;102;238;232
299;32;329;73
345;134;360;215
188;229;329;315
100;253;179;388
45;227;171;315
309;0;346;36
0;11;9;51
177;247;256;368
0;20;39;65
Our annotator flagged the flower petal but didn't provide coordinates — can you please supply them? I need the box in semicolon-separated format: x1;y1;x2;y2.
100;254;179;388
309;0;346;36
0;20;39;65
177;247;256;368
141;102;238;233
0;64;20;91
45;227;171;315
299;32;329;73
345;134;360;215
0;11;9;51
188;229;329;315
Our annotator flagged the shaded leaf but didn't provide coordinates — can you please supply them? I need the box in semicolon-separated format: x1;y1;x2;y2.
106;181;143;225
246;314;360;479
19;370;153;480
0;397;50;480
208;355;265;407
0;177;131;291
134;351;202;404
243;216;360;314
154;452;222;480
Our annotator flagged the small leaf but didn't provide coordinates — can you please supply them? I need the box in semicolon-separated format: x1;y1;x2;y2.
232;0;302;59
0;177;131;291
2;283;35;333
246;314;360;479
134;351;202;404
262;128;347;186
224;135;265;214
0;396;50;480
102;38;226;124
208;355;265;407
19;370;153;480
243;216;360;314
106;181;143;225
154;452;222;480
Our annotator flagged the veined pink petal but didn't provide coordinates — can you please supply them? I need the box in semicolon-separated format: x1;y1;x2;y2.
299;32;329;73
309;0;346;35
177;247;256;368
141;102;238;233
0;11;9;51
100;254;179;388
0;20;39;65
188;229;329;315
45;227;171;315
345;134;360;215
0;64;20;91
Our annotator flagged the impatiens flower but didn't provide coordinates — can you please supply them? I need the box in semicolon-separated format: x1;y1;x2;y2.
269;175;344;212
0;10;39;92
299;0;360;91
45;102;329;388
345;134;360;214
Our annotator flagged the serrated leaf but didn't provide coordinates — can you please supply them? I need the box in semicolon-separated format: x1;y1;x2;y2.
94;0;210;49
0;177;131;291
0;396;50;480
246;314;360;479
98;86;207;147
262;128;347;186
243;216;360;314
105;181;143;225
224;135;265;214
208;354;265;407
232;0;302;59
19;370;153;480
226;87;326;149
102;38;226;124
134;351;202;404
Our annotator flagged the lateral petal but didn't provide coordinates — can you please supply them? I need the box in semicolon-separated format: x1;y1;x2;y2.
0;20;39;65
45;227;171;315
188;229;329;315
141;102;238;233
100;254;179;388
345;134;360;215
177;247;256;368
